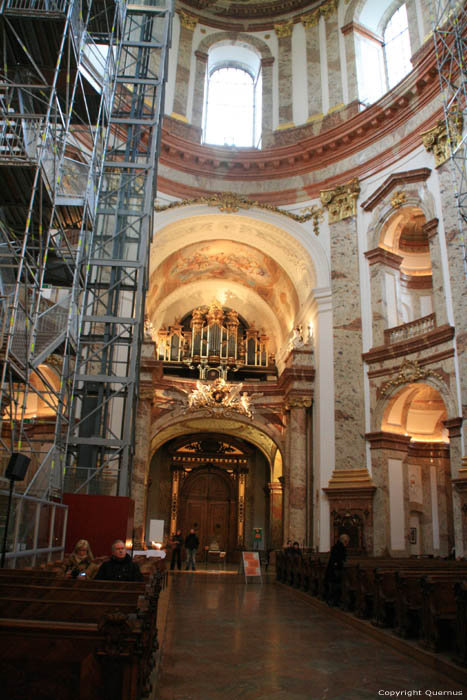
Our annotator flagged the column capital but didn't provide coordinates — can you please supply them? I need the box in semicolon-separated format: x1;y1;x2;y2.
284;396;312;410
178;10;198;31
320;178;360;223
421;113;463;167
274;20;294;38
301;9;320;28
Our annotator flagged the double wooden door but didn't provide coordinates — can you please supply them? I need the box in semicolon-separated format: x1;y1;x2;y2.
180;468;236;556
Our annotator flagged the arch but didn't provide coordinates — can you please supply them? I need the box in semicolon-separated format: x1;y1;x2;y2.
196;32;272;64
149;413;284;478
373;376;458;437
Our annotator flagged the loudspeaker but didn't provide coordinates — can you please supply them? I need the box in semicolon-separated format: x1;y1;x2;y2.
5;453;30;482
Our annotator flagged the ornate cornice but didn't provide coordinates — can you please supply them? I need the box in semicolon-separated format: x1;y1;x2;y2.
320;178;360;222
155;191;325;231
421;112;463;167
442;417;463;438
379;359;444;397
325;468;374;489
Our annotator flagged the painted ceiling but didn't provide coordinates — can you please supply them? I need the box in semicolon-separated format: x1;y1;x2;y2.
179;0;318;20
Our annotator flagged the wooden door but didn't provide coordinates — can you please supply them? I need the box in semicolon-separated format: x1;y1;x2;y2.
181;468;235;555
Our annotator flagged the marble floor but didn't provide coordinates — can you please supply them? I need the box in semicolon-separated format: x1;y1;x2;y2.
156;574;466;700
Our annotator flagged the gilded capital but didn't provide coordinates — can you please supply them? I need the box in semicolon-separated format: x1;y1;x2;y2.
301;10;320;28
321;0;338;20
179;10;198;31
421;112;463;167
274;20;294;38
284;396;312;410
320;178;360;223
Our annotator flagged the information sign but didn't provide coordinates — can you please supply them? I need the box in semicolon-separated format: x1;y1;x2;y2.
241;551;262;583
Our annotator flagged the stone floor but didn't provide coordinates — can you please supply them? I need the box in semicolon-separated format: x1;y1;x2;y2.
155;573;466;700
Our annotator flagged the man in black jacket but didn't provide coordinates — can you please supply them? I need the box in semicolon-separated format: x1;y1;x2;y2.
184;529;199;571
95;540;144;581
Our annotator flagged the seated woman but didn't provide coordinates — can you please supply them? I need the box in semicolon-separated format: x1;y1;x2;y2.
59;539;97;579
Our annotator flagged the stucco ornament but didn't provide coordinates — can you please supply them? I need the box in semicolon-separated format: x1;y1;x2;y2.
380;359;443;397
186;378;255;418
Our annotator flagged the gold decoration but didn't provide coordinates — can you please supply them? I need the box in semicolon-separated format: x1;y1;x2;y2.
301;10;320;28
300;204;325;235
390;191;407;209
186;378;254;419
421;112;463;167
178;10;198;31
274;20;294;38
320;178;360;223
155;193;324;228
284;396;312;410
321;0;338;20
380;359;444;397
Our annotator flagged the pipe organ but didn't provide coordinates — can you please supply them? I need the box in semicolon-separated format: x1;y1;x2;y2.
156;301;274;373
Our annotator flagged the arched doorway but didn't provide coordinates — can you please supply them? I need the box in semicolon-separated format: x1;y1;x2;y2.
180;465;236;555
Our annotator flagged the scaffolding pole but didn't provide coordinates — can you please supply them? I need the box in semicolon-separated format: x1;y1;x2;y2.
63;0;173;496
430;0;467;277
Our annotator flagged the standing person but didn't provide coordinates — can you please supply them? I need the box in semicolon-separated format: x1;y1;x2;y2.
95;539;144;581
184;528;199;571
170;529;183;570
324;533;350;606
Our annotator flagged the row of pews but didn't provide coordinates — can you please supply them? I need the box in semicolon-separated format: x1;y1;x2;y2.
0;559;167;700
276;550;467;666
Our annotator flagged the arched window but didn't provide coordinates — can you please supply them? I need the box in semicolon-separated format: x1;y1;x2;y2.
384;4;412;89
355;2;413;108
203;47;262;148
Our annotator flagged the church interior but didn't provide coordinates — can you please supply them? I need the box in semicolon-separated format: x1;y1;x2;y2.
0;0;467;696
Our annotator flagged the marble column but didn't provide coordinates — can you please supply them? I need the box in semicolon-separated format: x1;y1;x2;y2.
323;1;343;112
268;481;283;550
437;161;467;453
364;248;403;348
301;11;322;120
321;179;366;471
172;11;197;121
191;50;208;131
340;23;360;106
237;468;247;548
274;21;294;128
446;419;466;557
261;56;274;138
285;398;311;546
424;218;449;326
132;388;153;549
367;433;410;555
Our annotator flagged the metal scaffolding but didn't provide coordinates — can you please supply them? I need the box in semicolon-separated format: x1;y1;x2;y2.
431;0;467;276
0;0;173;524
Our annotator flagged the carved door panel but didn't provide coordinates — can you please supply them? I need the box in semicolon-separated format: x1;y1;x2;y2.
181;469;235;557
207;502;229;551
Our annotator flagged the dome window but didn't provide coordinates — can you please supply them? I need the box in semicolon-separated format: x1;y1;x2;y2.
384;4;412;89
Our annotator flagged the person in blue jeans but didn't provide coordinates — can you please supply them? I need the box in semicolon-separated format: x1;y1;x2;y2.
184;528;199;570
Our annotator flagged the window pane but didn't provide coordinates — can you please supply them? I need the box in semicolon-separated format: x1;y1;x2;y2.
384;4;412;89
204;67;254;147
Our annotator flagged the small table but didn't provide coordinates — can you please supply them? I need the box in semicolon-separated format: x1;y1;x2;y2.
207;550;226;569
133;549;166;559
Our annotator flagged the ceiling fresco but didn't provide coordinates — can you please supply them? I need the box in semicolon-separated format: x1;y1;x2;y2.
148;239;299;333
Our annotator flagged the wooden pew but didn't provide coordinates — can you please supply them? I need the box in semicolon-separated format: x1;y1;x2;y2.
0;567;165;700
